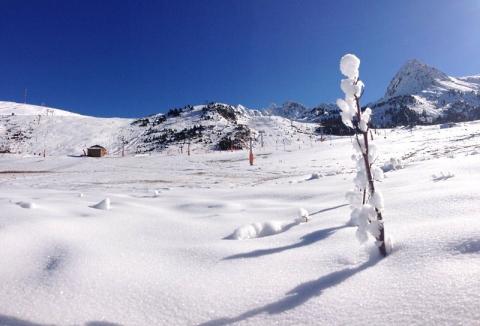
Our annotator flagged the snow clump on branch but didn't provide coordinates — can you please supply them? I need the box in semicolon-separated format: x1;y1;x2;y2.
338;53;390;256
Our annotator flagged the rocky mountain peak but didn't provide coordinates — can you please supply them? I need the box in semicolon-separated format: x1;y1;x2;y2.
385;59;449;98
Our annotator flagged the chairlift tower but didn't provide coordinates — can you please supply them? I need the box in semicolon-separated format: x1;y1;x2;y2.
258;130;265;148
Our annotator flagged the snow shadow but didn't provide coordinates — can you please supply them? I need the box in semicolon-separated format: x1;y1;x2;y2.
309;204;348;216
0;315;122;326
432;172;455;182
224;224;348;260
199;257;380;326
44;251;65;274
41;244;70;280
452;238;480;255
0;314;51;326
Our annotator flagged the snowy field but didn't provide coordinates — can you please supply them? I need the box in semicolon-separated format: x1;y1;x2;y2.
1;122;480;325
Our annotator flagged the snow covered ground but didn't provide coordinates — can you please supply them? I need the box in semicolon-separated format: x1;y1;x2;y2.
0;101;83;117
0;121;480;325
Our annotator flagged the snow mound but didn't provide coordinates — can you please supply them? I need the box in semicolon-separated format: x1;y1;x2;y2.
296;208;310;223
227;220;298;240
16;201;36;209
91;198;111;210
382;157;404;172
307;173;320;180
228;210;310;240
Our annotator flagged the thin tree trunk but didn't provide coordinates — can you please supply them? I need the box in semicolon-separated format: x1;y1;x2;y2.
354;95;387;257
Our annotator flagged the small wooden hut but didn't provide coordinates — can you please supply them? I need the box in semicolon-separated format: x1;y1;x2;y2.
87;145;107;157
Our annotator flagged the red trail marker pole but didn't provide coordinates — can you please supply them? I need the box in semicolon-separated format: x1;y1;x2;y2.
249;137;254;166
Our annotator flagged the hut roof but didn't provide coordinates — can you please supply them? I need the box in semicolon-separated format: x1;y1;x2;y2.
88;145;106;149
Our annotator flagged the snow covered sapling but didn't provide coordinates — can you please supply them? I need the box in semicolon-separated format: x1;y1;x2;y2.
298;208;310;223
337;54;390;256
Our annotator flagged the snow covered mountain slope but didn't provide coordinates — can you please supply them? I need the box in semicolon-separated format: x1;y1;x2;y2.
264;101;310;120
370;60;480;126
0;111;136;155
261;60;480;130
0;101;83;117
132;103;318;153
385;59;480;98
0;101;318;156
264;101;339;123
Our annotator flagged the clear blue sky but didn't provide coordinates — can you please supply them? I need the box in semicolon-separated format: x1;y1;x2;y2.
0;0;479;117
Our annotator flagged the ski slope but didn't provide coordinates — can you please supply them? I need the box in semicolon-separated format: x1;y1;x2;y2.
0;101;83;117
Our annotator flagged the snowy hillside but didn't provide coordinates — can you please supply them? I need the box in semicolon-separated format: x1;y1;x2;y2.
263;102;350;135
264;101;310;120
0;101;83;117
0;101;319;156
131;103;318;153
0;120;479;325
0;109;136;156
264;101;339;123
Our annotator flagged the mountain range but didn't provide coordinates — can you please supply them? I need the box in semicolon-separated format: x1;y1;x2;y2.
266;59;480;129
1;59;479;154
